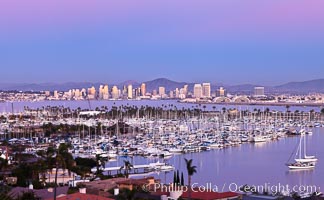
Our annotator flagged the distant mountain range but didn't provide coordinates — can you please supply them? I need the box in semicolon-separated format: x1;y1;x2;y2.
0;78;323;94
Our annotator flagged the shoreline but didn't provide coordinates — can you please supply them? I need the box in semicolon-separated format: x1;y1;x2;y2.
178;101;324;107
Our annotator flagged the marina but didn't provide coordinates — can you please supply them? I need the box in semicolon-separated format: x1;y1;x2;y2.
1;100;323;193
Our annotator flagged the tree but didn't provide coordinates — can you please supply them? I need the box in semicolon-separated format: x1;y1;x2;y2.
0;157;8;172
95;154;106;176
184;158;197;200
173;171;177;186
17;191;41;200
181;172;184;186
176;170;180;185
53;144;74;200
120;160;133;179
321;108;324;120
286;105;290;112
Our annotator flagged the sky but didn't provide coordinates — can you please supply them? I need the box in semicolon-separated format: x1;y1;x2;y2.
1;0;324;85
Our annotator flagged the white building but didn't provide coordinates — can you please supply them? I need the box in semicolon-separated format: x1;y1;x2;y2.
202;83;211;98
193;84;202;98
128;84;133;99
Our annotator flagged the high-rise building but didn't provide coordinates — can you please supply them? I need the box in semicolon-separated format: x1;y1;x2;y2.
202;83;211;98
183;85;188;96
111;86;119;99
175;88;179;98
159;87;166;97
193;84;202;98
81;88;87;97
169;90;174;98
216;87;226;97
152;89;158;96
254;87;265;96
103;85;109;100
127;84;133;99
54;90;58;99
87;86;96;99
140;83;146;96
74;89;81;98
98;85;104;99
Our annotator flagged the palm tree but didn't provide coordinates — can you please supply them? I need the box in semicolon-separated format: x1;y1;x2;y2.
95;154;106;176
120;160;133;179
184;158;197;200
321;108;324;121
53;143;74;200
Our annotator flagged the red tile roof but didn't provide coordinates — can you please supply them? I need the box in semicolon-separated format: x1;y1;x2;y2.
181;191;239;200
46;192;114;200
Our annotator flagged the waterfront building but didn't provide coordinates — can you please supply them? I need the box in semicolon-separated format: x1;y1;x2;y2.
169;90;174;98
81;88;87;97
87;86;96;99
175;88;179;98
152;89;158;96
254;87;265;97
141;83;146;96
44;91;50;97
202;83;211;98
111;86;119;99
74;89;81;98
103;85;109;100
193;84;202;98
183;85;188;96
216;87;226;97
159;87;166;97
128;84;133;99
98;85;104;99
54;90;58;99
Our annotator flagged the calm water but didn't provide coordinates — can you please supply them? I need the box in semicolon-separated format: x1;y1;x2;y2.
0;100;322;113
107;128;324;192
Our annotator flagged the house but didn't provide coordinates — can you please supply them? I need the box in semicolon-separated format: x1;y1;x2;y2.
153;189;241;200
46;192;114;200
116;176;157;191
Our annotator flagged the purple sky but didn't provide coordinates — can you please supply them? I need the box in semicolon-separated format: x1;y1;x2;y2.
1;0;324;85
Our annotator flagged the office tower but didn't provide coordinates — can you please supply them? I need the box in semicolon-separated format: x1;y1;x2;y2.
120;85;125;97
202;83;211;98
102;85;109;100
216;87;226;97
74;89;80;98
183;85;188;96
87;86;96;99
98;85;104;99
141;83;146;96
193;84;202;98
159;87;166;97
175;88;179;98
135;88;140;98
54;90;58;99
81;88;87;97
254;87;265;96
169;90;174;98
152;89;158;96
127;84;133;99
111;86;119;99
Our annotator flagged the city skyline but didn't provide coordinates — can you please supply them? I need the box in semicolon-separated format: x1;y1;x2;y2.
1;1;324;85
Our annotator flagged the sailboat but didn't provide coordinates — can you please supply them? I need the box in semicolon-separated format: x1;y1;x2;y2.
287;135;317;170
294;135;318;163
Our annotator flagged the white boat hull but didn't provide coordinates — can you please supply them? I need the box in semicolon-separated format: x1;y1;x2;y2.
288;165;315;170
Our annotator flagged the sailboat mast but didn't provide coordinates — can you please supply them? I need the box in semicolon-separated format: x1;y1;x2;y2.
299;136;302;159
304;135;306;158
